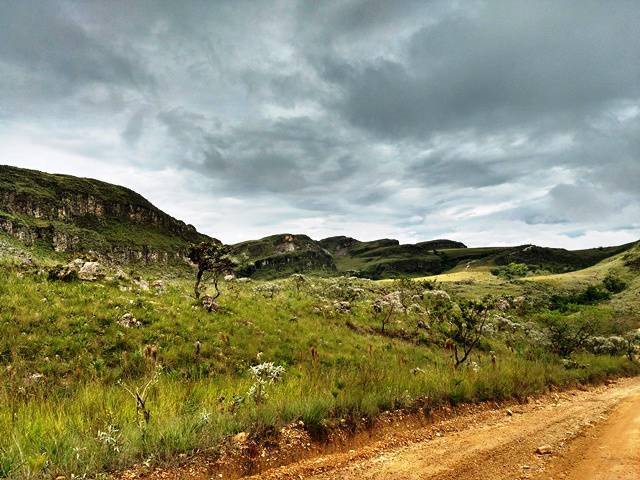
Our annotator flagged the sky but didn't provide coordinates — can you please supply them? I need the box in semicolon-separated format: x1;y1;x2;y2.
1;0;639;248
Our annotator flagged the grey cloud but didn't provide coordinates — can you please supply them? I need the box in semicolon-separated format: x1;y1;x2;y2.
410;158;509;188
0;1;152;107
122;109;147;146
319;1;640;138
159;110;368;197
1;0;639;247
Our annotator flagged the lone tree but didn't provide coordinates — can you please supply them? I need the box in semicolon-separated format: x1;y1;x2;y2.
541;312;600;357
436;299;490;368
188;241;237;300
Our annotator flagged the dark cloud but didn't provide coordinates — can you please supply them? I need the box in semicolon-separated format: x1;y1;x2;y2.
0;1;152;111
121;109;147;146
1;0;639;247
410;158;510;188
322;1;640;138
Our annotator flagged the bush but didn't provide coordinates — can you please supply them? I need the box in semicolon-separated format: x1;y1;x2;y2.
602;274;626;294
550;283;612;311
586;336;627;355
541;312;601;357
579;285;611;304
490;262;529;279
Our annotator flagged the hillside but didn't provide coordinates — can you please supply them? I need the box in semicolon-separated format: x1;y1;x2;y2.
1;229;639;479
0;165;210;262
232;233;336;278
0;165;635;278
317;236;632;280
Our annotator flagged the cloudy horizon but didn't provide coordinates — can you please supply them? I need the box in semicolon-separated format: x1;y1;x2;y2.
1;0;639;248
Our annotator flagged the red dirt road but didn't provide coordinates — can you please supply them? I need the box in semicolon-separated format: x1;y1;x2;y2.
251;378;640;480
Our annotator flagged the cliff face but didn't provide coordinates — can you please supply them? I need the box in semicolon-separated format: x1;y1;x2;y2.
0;165;210;262
232;234;337;278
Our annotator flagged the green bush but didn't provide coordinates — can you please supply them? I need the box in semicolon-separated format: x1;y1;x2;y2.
490;262;529;279
603;274;627;293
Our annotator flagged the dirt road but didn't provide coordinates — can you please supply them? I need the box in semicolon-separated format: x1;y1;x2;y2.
252;378;640;480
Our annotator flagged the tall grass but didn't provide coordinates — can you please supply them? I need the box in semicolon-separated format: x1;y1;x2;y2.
0;263;637;478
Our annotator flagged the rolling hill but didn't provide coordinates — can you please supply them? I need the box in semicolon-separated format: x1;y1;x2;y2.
0;165;635;277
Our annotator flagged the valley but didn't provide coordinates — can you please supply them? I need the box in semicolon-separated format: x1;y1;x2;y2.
0;165;639;479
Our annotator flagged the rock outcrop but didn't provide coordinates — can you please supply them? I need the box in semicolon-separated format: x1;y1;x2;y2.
232;234;336;278
0;165;210;262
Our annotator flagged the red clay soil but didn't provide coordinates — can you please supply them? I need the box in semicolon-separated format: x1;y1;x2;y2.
117;378;640;480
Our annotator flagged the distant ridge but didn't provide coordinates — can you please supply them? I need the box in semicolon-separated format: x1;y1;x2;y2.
0;165;635;276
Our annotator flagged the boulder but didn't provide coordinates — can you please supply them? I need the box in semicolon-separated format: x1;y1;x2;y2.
78;261;105;281
536;444;553;455
113;268;129;280
47;264;79;282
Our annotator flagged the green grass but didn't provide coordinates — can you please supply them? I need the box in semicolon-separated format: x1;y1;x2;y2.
1;241;639;479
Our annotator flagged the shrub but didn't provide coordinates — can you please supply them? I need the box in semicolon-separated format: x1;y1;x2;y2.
602;274;626;294
541;312;600;357
579;285;611;304
436;299;490;368
586;336;627;355
247;361;285;404
490;262;529;279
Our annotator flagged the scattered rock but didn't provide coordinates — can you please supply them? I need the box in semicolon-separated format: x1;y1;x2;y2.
202;295;220;312
506;409;513;416
118;313;141;328
25;372;45;385
47;263;79;282
48;259;107;282
78;261;105;281
113;268;129;280
334;301;351;313
536;444;553;455
224;274;236;281
232;432;248;444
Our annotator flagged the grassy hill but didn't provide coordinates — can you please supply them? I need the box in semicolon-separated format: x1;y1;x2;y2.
1;166;633;279
317;234;633;280
1;234;639;478
232;233;336;278
0;165;210;262
1;166;639;479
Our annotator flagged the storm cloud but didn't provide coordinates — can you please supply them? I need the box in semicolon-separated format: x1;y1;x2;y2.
1;0;639;246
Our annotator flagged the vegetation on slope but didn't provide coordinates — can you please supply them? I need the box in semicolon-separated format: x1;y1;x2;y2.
0;165;210;259
317;236;633;280
0;236;639;479
232;234;336;279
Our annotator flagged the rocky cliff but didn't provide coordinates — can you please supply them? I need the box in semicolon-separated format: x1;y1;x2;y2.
232;234;336;278
0;165;210;262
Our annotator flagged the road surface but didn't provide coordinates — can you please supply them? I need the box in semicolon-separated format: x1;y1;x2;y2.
252;378;640;480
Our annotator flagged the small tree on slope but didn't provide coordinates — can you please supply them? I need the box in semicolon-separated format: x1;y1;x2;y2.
435;299;490;368
188;241;237;300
